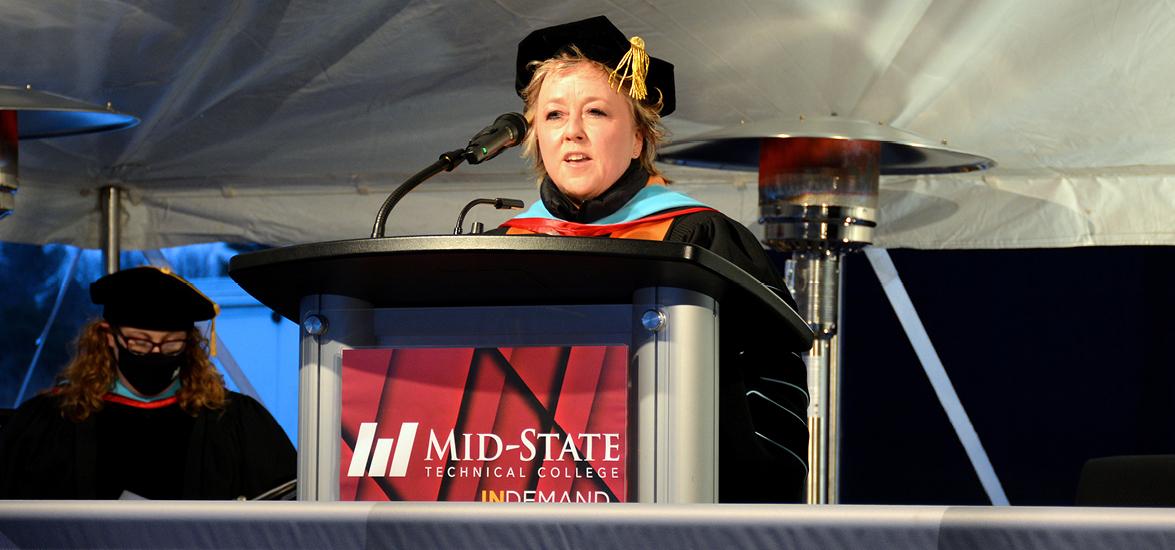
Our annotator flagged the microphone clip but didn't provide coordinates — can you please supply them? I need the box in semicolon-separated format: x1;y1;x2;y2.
454;197;526;234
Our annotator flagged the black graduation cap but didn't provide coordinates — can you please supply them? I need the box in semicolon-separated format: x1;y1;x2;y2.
90;266;218;331
516;15;676;117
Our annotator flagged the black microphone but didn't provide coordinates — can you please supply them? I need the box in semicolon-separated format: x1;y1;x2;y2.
464;113;527;164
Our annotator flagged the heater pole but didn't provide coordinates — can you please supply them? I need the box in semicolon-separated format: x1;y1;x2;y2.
760;137;879;504
0;110;17;219
788;251;843;504
659;116;994;505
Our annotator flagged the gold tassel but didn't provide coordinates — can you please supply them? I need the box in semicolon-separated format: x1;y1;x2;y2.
160;266;220;357
208;313;218;357
610;36;650;101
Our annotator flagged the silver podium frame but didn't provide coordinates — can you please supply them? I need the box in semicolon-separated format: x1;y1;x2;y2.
296;287;719;503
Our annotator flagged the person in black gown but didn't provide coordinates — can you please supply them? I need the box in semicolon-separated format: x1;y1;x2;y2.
0;266;295;500
495;16;811;502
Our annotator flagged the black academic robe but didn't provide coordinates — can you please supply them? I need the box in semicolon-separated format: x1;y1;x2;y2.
664;209;810;503
496;162;811;503
0;390;296;500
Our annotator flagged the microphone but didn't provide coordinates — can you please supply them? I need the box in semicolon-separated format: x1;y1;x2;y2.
464;113;527;164
370;113;528;238
454;197;525;234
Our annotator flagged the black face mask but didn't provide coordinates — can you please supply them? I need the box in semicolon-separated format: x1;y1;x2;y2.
116;342;183;397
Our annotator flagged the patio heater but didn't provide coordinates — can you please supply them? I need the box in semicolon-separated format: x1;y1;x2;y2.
0;85;139;271
659;116;994;504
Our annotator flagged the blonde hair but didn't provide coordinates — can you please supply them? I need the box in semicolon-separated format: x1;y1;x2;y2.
520;47;667;184
53;319;227;422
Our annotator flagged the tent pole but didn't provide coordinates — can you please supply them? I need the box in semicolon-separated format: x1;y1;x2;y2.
99;185;121;274
14;247;82;406
864;247;1009;505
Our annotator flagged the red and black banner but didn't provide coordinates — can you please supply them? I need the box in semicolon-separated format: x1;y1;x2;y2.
340;345;629;502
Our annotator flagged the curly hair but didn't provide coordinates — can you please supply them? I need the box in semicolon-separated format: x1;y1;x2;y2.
53;320;227;422
520;46;668;185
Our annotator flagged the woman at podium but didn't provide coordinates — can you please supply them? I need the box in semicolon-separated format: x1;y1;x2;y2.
495;16;810;503
0;267;295;500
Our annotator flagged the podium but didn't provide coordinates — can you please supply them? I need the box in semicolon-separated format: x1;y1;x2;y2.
229;235;812;503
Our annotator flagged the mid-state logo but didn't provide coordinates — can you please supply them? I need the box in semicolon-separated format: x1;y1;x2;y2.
347;422;419;478
346;421;623;480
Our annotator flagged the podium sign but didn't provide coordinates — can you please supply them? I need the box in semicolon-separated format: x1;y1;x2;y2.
339;345;629;502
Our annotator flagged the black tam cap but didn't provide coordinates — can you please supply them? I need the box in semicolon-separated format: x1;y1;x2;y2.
90;267;218;331
516;15;676;116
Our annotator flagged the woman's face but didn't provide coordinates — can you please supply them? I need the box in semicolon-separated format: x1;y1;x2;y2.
104;323;188;397
535;64;642;204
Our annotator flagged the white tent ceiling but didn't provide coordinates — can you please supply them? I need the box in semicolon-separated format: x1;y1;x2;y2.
2;0;1173;250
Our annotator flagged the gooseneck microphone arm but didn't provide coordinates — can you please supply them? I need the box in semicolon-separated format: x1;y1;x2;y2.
453;197;525;235
370;149;465;238
370;112;527;239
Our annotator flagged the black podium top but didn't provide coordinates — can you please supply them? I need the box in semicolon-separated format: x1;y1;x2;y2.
228;235;813;350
